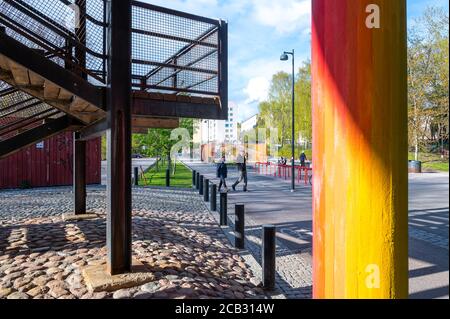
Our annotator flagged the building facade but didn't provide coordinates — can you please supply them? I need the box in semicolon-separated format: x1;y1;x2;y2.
194;102;239;145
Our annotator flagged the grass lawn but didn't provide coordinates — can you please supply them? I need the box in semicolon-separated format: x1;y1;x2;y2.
408;152;449;172
138;162;192;188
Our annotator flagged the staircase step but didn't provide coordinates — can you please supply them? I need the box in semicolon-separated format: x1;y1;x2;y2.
58;88;73;101
9;61;30;86
29;71;45;86
70;96;89;112
0;55;9;71
43;81;60;99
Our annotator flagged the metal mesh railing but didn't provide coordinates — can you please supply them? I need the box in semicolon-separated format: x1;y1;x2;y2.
0;1;226;97
0;0;107;84
131;2;223;96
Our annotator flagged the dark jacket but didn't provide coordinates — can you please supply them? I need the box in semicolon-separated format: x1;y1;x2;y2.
300;153;307;163
217;162;228;178
237;156;247;172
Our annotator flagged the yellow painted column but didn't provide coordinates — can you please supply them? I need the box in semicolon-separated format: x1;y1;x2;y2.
311;0;408;298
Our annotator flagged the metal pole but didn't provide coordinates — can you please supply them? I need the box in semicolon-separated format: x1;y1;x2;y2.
262;225;276;290
235;204;245;249
192;169;196;186
73;132;86;215
203;178;209;202
166;169;170;187
291;49;295;192
210;184;217;211
134;167;139;186
220;192;227;226
196;172;200;190
199;175;204;195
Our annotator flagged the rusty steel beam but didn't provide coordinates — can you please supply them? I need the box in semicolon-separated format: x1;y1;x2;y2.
132;117;179;129
106;0;132;275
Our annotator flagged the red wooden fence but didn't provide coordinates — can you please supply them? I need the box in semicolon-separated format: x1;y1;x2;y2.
0;132;101;189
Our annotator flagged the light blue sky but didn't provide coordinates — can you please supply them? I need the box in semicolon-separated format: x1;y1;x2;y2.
144;0;449;122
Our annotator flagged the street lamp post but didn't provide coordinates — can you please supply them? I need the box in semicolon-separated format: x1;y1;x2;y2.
280;50;295;192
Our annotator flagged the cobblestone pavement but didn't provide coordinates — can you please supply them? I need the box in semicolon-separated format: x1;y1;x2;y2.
0;187;266;299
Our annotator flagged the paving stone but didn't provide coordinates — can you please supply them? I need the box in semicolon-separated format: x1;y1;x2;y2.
0;187;267;299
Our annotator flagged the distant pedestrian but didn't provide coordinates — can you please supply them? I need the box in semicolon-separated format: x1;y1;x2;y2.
300;151;307;167
217;156;228;192
232;152;248;192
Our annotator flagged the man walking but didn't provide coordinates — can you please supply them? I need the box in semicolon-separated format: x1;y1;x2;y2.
300;151;307;167
217;156;228;192
232;152;248;192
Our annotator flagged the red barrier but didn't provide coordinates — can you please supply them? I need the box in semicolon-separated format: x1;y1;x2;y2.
255;162;312;185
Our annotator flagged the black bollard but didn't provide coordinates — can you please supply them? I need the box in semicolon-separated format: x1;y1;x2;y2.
203;178;209;202
262;225;276;290
196;172;200;190
192;170;196;187
235;204;245;249
210;184;217;211
199;175;204;195
220;192;227;226
134;167;139;186
166;169;170;187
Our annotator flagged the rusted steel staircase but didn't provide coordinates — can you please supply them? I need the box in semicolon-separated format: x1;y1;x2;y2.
0;0;227;158
0;28;106;124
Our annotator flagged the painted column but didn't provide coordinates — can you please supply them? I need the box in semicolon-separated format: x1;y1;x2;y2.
311;0;408;298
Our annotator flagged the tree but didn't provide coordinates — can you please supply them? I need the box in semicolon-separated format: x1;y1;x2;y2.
408;7;449;160
257;61;312;157
133;118;195;163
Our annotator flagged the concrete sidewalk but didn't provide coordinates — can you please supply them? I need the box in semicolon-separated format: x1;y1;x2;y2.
185;160;449;299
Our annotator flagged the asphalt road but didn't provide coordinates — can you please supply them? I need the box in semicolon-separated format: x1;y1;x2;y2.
185;161;449;299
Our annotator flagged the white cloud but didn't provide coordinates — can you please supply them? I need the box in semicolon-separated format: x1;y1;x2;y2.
244;77;270;104
251;0;311;34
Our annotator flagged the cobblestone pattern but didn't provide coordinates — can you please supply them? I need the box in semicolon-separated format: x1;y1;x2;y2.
202;191;312;299
0;187;266;299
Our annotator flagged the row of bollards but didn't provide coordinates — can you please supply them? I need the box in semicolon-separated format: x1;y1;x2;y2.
191;168;276;291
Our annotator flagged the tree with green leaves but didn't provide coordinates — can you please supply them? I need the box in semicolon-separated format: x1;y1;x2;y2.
133;118;196;168
408;6;449;160
257;60;312;157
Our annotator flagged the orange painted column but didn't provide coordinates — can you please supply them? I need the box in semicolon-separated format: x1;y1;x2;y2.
311;0;408;298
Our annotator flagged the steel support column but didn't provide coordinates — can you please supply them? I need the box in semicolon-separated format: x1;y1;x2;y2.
106;0;132;275
73;132;86;215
